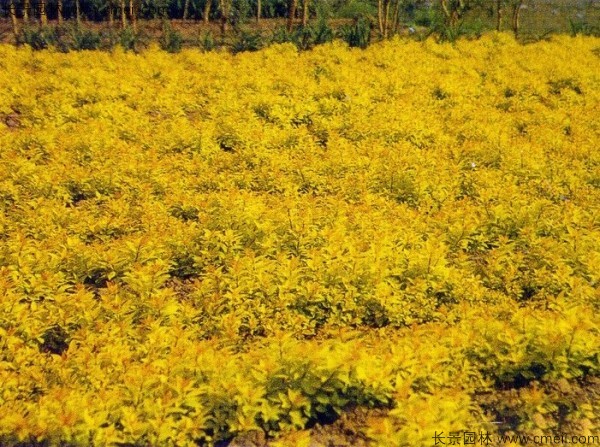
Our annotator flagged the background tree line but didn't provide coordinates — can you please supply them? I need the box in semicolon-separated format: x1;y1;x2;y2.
1;0;598;49
3;0;320;26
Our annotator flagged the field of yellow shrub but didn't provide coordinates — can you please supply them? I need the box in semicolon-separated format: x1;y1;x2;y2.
1;35;600;446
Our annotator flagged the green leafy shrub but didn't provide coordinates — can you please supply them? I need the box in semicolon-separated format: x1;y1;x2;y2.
119;26;148;52
294;25;316;51
232;30;264;54
198;31;216;51
159;21;184;53
293;19;335;50
339;17;371;49
71;27;102;51
569;18;599;37
312;18;335;45
16;26;57;50
271;26;296;45
336;0;377;19
414;7;437;27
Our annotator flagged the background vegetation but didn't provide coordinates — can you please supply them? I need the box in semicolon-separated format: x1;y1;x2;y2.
0;0;598;51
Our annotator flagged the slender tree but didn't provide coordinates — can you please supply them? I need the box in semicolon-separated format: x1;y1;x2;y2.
287;0;297;31
377;0;391;36
75;0;81;24
383;0;391;36
108;1;114;26
40;0;48;25
203;0;211;23
219;0;231;33
23;0;30;22
57;0;64;24
388;0;417;36
301;0;308;26
495;0;502;30
377;0;383;35
391;0;401;34
9;0;18;35
256;0;261;22
129;0;137;30
120;0;127;28
510;0;524;37
183;0;190;19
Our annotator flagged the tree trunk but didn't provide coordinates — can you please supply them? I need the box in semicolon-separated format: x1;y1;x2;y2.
183;0;190;20
9;0;18;35
256;0;261;22
301;0;308;26
383;0;390;37
130;0;137;31
496;0;502;31
23;0;30;22
120;0;127;28
219;0;229;33
377;0;384;35
391;0;401;34
286;0;297;31
57;0;63;24
39;0;48;25
76;0;81;24
511;1;522;37
203;0;211;23
109;4;114;26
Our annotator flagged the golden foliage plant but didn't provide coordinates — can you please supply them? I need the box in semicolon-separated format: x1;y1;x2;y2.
0;35;600;446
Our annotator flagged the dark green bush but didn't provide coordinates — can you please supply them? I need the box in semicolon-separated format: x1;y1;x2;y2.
311;18;335;46
339;17;371;49
198;31;216;51
270;25;295;45
72;27;102;51
17;26;57;50
413;7;437;27
119;26;148;52
569;18;599;37
232;30;263;54
294;25;315;51
159;21;184;53
336;0;377;20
